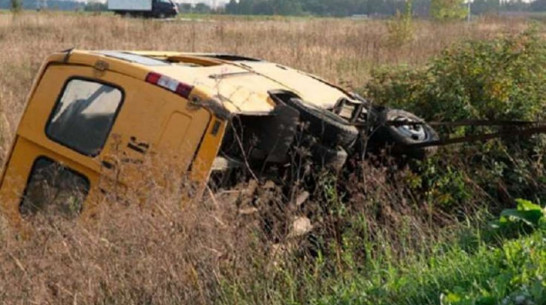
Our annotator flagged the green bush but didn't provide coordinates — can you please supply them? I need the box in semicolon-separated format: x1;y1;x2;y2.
491;199;546;236
10;0;22;13
313;228;546;305
367;29;546;122
365;28;546;206
386;1;414;47
430;0;468;21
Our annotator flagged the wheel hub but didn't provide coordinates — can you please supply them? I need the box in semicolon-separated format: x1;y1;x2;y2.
393;116;428;141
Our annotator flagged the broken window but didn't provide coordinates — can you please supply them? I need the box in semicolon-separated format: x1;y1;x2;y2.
46;78;123;156
20;157;90;218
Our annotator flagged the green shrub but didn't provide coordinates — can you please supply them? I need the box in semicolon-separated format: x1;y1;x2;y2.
490;199;546;237
366;28;546;206
387;1;414;47
430;0;468;21
10;0;22;13
314;228;546;305
367;29;546;122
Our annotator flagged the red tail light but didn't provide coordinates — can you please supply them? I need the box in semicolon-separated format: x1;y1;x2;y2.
145;72;193;99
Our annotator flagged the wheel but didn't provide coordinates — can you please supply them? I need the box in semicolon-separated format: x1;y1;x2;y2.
284;98;359;149
310;144;348;171
368;108;439;159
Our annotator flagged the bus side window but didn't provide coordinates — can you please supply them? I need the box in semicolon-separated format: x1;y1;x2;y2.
46;78;124;156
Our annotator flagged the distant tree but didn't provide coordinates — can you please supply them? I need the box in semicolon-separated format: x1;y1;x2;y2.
413;0;432;16
237;0;255;14
531;0;546;11
10;0;21;12
499;0;528;11
225;0;238;13
471;0;499;14
195;3;212;13
430;0;468;20
300;0;327;15
272;0;302;15
252;0;274;14
222;0;425;17
84;1;107;12
178;3;193;13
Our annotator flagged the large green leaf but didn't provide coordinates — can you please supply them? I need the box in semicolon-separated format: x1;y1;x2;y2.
500;209;544;227
515;198;542;212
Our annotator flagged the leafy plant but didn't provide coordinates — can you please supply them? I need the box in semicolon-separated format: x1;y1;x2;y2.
387;1;415;46
491;199;546;234
367;29;546;122
430;0;468;21
10;0;22;13
366;28;546;205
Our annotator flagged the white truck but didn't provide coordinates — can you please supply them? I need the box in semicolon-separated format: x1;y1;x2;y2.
108;0;178;18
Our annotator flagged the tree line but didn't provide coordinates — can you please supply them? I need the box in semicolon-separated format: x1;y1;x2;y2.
2;0;545;17
224;0;546;16
0;0;85;11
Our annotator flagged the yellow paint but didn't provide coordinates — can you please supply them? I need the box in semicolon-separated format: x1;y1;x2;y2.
0;51;227;226
0;49;353;226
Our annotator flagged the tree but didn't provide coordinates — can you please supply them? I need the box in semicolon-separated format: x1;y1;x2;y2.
272;0;302;15
10;0;21;12
221;0;431;17
225;0;238;14
430;0;468;20
470;0;499;14
531;0;546;11
84;1;107;12
387;0;414;46
194;3;212;13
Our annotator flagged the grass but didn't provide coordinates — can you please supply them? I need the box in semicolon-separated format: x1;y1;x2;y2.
0;11;545;305
314;229;546;305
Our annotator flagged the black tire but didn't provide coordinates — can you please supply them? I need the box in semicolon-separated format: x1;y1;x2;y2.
285;98;359;149
369;108;439;159
310;144;348;171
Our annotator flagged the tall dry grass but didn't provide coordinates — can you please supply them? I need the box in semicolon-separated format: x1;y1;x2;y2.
1;159;477;304
0;189;231;304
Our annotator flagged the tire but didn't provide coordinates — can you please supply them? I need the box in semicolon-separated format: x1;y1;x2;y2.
284;98;359;149
310;144;348;171
369;108;439;159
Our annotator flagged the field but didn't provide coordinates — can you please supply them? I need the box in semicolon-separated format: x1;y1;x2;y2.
1;11;546;305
